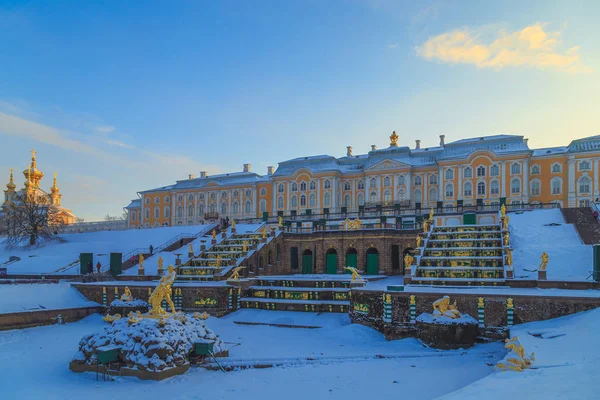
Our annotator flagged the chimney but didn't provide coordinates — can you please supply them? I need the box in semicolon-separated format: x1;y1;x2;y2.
243;164;251;173
346;146;353;157
200;171;207;178
371;145;377;151
439;135;445;146
188;174;195;180
267;166;274;175
524;138;529;146
415;140;421;149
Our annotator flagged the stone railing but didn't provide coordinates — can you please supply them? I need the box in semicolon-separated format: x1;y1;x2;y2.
61;220;128;234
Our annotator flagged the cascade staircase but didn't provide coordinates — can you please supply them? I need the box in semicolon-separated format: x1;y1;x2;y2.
561;207;600;244
239;276;352;313
412;224;505;286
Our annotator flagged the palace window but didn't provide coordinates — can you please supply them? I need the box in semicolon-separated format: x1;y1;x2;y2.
464;182;472;197
490;180;500;195
477;166;486;177
245;189;252;197
579;161;592;171
477;182;486;196
278;196;284;209
414;188;422;203
344;194;350;207
445;169;454;180
291;182;298;192
188;205;194;217
221;203;227;214
324;180;331;189
398;188;406;201
130;211;136;221
552;163;562;173
383;176;391;187
221;192;227;199
309;181;316;190
551;178;562;195
260;200;267;213
530;165;541;175
209;204;216;214
164;206;170;218
445;183;454;198
463;167;472;179
233;202;239;214
154;207;160;218
300;195;306;207
165;195;170;203
300;182;307;191
398;175;406;186
145;208;150;219
260;188;267;196
324;192;331;206
369;191;378;203
530;180;541;196
309;194;316;207
177;206;182;218
210;193;215;200
490;164;500;176
511;178;521;194
370;178;377;188
291;195;298;207
278;183;284;193
244;201;252;213
429;188;437;202
233;190;239;198
145;197;150;205
579;176;592;194
198;194;204;201
357;180;365;190
383;190;392;203
188;194;194;201
414;176;422;186
511;163;521;175
344;181;351;191
198;204;204;216
429;174;437;185
155;196;160;204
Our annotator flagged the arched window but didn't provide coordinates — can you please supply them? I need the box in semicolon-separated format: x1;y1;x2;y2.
145;197;150;205
511;178;521;194
155;196;160;204
300;195;306;206
414;175;422;186
324;192;331;206
198;204;204;216
477;166;486;177
177;206;182;218
511;163;521;175
233;190;239;198
165;195;170;203
579;161;592;171
198;194;204;201
383;176;391;187
551;178;562;195
244;201;252;213
477;182;486;196
260;200;267;212
245;189;252;197
130;211;136;221
552;163;562;173
232;202;239;214
429;188;437;202
530;180;541;196
278;183;284;193
210;193;215;200
398;188;406;201
209;204;216;214
370;178;377;188
177;194;183;202
291;182;298;192
300;182;307;191
221;203;227;214
309;181;316;190
324;180;331;189
398;175;406;186
221;192;227;200
579;176;592;194
188;194;194;201
369;191;378;203
309;194;316;207
357;193;364;206
383;190;392;203
154;207;160;218
343;194;350;207
445;169;454;180
490;164;500;176
445;183;454;198
414;188;422;203
187;205;194;217
464;182;472;197
357;180;365;189
429;174;437;185
164;206;170;218
291;195;298;207
530;165;540;175
463;167;472;178
260;188;266;196
344;181;351;191
490;180;500;195
278;196;284;209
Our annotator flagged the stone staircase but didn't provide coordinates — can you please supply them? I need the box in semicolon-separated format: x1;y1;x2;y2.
561;207;600;245
239;276;353;313
412;224;505;286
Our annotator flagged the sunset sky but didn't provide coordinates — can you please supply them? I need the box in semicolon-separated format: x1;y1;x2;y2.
1;0;599;220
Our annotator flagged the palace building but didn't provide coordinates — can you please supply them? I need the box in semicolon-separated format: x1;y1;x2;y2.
125;132;600;228
1;151;76;229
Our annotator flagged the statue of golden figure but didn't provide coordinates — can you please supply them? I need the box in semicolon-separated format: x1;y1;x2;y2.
404;253;413;268
502;216;510;230
231;218;236;229
216;255;222;267
228;266;246;281
496;336;535;372
212;229;217;240
507;298;514;309
432;295;462;318
149;265;176;315
423;219;430;233
429;208;434;221
500;204;507;218
505;248;513;266
262;227;267;238
416;236;422;248
120;286;134;302
503;232;510;247
188;243;194;254
157;256;164;270
243;241;248;252
345;266;362;281
138;253;145;270
539;252;549;271
278;216;283;227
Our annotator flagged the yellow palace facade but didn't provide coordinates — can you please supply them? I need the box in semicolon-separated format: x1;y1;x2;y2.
125;132;600;228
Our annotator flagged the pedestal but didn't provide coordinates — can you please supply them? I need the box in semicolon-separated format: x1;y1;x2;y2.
138;268;145;276
211;239;217;245
175;258;181;266
349;280;366;288
405;267;412;277
201;244;206;251
229;259;236;266
270;229;276;237
221;232;227;239
416;313;478;349
157;268;164;276
538;270;547;280
188;252;194;259
506;269;513;279
231;228;236;234
279;226;284;231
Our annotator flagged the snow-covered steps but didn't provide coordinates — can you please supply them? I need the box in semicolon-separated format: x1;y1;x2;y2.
240;297;350;313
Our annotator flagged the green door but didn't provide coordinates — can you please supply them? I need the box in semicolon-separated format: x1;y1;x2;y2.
346;252;357;269
463;213;476;225
302;252;313;274
326;253;338;274
366;252;379;275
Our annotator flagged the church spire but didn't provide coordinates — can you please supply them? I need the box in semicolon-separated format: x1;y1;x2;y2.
6;168;16;191
50;172;61;205
22;149;44;188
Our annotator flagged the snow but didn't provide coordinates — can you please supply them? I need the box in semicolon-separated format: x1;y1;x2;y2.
416;313;478;325
509;209;592;281
0;225;212;275
0;311;504;399
0;282;99;314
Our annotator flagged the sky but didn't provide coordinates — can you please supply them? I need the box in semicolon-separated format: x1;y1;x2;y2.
0;0;599;221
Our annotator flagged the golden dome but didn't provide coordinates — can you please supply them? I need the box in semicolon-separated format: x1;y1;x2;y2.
6;168;16;191
22;150;44;188
390;131;399;147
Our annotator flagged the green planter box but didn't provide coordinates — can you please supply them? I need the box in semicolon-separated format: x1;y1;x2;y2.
96;345;120;364
194;340;214;356
387;285;405;292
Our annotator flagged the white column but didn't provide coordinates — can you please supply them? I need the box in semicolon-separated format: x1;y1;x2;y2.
286;181;291;214
406;172;412;202
523;159;529;199
501;162;507;197
317;179;321;211
423;173;428;207
253;187;257;218
594;159;599;197
457;166;463;201
183;194;187;224
331;177;337;212
272;183;277;216
438;166;443;200
568;157;576;207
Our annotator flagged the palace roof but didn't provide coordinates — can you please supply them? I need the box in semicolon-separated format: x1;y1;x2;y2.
567;135;600;153
125;199;141;209
138;171;269;195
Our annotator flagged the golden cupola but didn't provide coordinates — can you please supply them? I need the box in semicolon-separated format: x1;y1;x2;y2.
6;168;16;192
50;172;62;205
390;131;399;147
22;149;44;188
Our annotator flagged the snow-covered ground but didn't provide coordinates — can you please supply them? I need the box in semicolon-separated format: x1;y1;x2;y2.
0;225;212;275
121;223;262;276
0;311;504;400
0;282;99;314
510;209;592;281
440;307;600;400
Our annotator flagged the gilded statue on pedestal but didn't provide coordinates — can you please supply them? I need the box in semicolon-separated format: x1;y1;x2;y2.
503;232;510;247
500;204;506;218
496;336;535;372
212;229;217;240
157;256;164;271
262;227;267;238
416;236;422;248
539;252;548;271
505;248;513;266
231;219;236;229
120;287;134;302
138;253;145;270
243;241;248;252
188;243;194;254
404;253;413;268
216;255;222;268
278;216;283;227
149;265;177;315
228;266;246;281
432;295;461;318
345;266;362;281
429;208;434;221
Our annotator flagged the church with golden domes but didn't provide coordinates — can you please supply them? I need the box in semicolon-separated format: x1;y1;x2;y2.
1;150;76;231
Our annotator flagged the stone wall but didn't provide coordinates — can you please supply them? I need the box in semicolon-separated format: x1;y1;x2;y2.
0;306;103;331
350;290;600;340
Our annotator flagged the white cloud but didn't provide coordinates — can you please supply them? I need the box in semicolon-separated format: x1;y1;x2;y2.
388;43;399;49
95;125;116;134
416;23;592;73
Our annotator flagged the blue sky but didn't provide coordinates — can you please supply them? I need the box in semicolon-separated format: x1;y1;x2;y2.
1;0;599;220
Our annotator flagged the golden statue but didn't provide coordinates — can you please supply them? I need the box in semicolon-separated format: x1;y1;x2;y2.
389;130;399;146
157;256;164;271
477;297;484;308
416;236;422;248
503;232;510;247
138;253;145;270
496;337;535;372
262;227;267;239
432;296;462;319
278;216;283;227
346;218;361;230
102;313;122;323
500;204;507;218
216;255;222;267
345;266;363;281
212;229;217;240
409;295;416;305
404;253;413;268
507;298;514;309
502;215;510;231
228;266;246;281
429;208;434;221
423;219;430;233
539;252;549;271
148;265;176;315
231;218;236;229
505;248;513;266
243;241;248;252
188;243;194;254
120;287;134;302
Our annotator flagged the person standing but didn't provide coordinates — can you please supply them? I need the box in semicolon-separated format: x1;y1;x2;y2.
96;261;101;273
149;245;154;255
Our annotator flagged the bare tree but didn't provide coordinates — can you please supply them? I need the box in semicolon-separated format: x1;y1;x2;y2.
2;191;65;248
104;213;127;221
75;217;85;223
